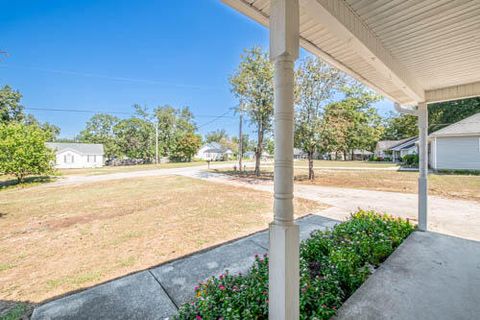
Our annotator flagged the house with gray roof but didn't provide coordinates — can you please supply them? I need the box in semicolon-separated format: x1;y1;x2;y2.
429;112;480;170
374;138;410;160
195;142;233;161
389;137;419;162
46;142;104;169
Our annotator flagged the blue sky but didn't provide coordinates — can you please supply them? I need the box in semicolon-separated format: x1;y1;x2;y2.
0;0;393;138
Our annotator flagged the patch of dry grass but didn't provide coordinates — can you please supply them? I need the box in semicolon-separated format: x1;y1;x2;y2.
215;168;480;203
294;160;398;168
0;175;324;303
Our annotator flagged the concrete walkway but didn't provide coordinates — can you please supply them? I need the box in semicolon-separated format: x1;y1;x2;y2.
336;232;480;320
31;215;480;320
31;215;338;320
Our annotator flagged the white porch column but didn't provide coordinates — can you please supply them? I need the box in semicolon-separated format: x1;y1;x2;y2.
269;0;300;319
418;102;428;231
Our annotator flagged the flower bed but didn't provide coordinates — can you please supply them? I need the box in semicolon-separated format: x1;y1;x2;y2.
175;210;415;319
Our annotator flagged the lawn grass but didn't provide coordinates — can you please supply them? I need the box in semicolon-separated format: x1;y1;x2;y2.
293;160;399;168
0;303;29;320
0;175;325;303
215;167;480;202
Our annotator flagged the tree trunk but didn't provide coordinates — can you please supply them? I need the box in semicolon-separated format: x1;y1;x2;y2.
17;174;25;184
255;122;263;176
343;150;347;161
308;151;314;180
238;112;243;172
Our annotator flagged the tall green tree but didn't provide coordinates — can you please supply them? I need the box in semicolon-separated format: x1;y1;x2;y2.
0;122;55;183
230;47;274;176
428;97;480;131
342;85;383;156
383;97;480;140
79;114;120;159
382;113;418;140
295;57;343;180
113;117;154;161
322;85;383;160
23;114;60;141
205;129;229;144
170;132;202;162
231;134;254;156
0;85;60;140
0;85;25;124
205;129;238;153
154;105;197;158
154;106;177;157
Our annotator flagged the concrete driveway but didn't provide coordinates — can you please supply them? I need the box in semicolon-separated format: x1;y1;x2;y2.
182;170;480;241
47;165;480;241
46;162;241;187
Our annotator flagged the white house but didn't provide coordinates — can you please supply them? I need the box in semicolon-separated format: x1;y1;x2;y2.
430;113;480;171
46;142;104;169
243;151;255;159
389;137;418;162
196;142;233;161
375;139;409;160
293;148;307;159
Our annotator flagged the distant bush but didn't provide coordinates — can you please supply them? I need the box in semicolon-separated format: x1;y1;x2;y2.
175;210;415;320
436;169;480;176
369;155;391;162
402;154;419;167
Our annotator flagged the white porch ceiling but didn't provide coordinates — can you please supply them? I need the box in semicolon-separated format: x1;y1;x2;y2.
222;0;480;104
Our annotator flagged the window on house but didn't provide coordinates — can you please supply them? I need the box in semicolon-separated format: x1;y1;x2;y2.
64;154;75;164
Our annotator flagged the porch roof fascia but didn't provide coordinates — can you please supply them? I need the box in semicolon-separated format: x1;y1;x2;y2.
222;0;480;105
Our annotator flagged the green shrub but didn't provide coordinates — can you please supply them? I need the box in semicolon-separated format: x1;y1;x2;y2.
0;303;28;320
436;169;480;176
402;154;419;167
175;210;415;320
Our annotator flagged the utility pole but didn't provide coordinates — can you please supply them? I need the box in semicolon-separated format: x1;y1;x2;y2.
238;103;243;170
155;120;159;165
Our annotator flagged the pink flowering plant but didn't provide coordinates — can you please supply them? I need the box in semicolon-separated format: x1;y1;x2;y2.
175;210;414;319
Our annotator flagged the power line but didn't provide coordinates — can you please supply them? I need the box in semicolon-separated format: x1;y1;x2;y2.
0;64;217;90
197;110;234;128
25;107;132;115
24;106;237;120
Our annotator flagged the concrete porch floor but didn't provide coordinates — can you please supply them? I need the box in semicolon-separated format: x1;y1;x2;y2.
31;215;480;320
336;231;480;320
